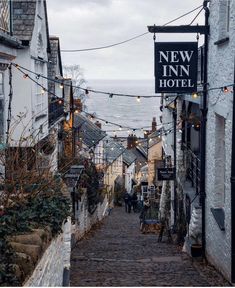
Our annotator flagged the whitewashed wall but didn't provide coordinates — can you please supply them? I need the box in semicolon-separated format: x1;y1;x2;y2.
24;217;71;287
72;194;108;244
10;0;49;146
125;161;135;193
205;0;235;281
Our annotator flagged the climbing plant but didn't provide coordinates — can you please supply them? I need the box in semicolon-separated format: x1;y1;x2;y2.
0;188;71;286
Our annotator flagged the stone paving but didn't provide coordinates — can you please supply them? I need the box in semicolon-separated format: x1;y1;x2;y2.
70;207;230;286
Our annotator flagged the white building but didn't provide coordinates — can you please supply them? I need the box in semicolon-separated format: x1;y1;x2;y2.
0;0;20;177
160;0;235;282
205;0;235;282
10;0;50;144
123;149;136;194
103;138;125;204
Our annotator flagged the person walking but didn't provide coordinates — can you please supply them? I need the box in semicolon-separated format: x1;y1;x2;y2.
131;192;138;212
123;190;130;213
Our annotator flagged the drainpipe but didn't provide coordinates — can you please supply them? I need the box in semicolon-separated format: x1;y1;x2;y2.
173;99;177;228
231;55;235;283
199;1;209;259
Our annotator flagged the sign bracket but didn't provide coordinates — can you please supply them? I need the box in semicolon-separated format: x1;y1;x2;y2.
147;25;209;35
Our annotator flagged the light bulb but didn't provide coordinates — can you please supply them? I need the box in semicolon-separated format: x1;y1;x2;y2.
137;96;141;102
192;92;198;99
223;86;229;93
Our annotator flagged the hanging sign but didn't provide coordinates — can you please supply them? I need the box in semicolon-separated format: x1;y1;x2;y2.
157;168;175;181
155;42;198;93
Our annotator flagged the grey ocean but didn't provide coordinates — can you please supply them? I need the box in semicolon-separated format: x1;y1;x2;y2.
85;79;161;138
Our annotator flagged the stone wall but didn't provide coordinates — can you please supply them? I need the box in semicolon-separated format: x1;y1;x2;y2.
205;0;235;282
23;194;108;286
72;195;108;246
24;217;71;287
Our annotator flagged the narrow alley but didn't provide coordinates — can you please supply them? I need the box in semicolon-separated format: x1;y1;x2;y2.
70;207;229;287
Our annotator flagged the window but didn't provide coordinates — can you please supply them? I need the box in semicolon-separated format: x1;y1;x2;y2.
0;99;4;143
218;0;230;40
0;73;3;95
0;0;10;33
35;62;45;115
0;73;4;143
214;114;225;208
226;0;230;33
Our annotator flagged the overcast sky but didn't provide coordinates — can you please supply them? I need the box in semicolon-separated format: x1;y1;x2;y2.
46;0;205;80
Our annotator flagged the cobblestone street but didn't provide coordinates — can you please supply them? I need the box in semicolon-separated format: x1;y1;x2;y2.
70;207;230;286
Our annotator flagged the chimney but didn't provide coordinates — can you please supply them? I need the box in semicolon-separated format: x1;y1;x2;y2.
152;117;157;132
127;134;137;149
95;121;102;129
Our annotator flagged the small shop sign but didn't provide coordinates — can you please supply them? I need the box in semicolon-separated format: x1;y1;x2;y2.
155;42;198;93
157;168;175;181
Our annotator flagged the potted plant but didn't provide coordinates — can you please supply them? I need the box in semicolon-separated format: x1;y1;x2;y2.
190;232;202;257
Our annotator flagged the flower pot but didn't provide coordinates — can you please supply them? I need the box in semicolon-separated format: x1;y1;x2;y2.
191;244;202;257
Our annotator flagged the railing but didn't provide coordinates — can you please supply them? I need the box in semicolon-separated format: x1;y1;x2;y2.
0;0;11;33
49;101;64;126
182;143;201;195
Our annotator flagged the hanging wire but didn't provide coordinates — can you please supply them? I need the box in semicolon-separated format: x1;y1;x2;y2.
6;64;13;145
189;7;204;26
12;63;167;98
13;63;235;98
61;4;203;52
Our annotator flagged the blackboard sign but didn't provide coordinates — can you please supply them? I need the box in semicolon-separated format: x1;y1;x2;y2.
155;42;198;93
157;168;175;181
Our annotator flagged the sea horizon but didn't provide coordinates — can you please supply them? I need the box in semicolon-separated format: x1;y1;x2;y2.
85;79;161;138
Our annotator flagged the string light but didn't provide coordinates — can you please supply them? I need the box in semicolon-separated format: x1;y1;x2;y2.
23;74;28;79
85;89;89;95
12;63;235;99
58;99;63;104
136;96;141;102
223;86;229;93
60;83;64;89
41;88;46;94
11;63;189;140
60;4;203;52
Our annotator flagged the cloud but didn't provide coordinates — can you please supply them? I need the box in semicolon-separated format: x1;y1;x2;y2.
46;0;204;79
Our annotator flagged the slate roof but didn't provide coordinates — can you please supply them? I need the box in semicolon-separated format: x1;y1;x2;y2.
148;128;163;148
137;139;148;156
129;147;147;174
123;149;136;166
74;113;106;148
104;138;126;165
12;1;37;42
12;0;50;51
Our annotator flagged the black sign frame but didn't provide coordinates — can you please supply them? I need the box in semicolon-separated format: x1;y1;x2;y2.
155;42;198;93
157;168;175;181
